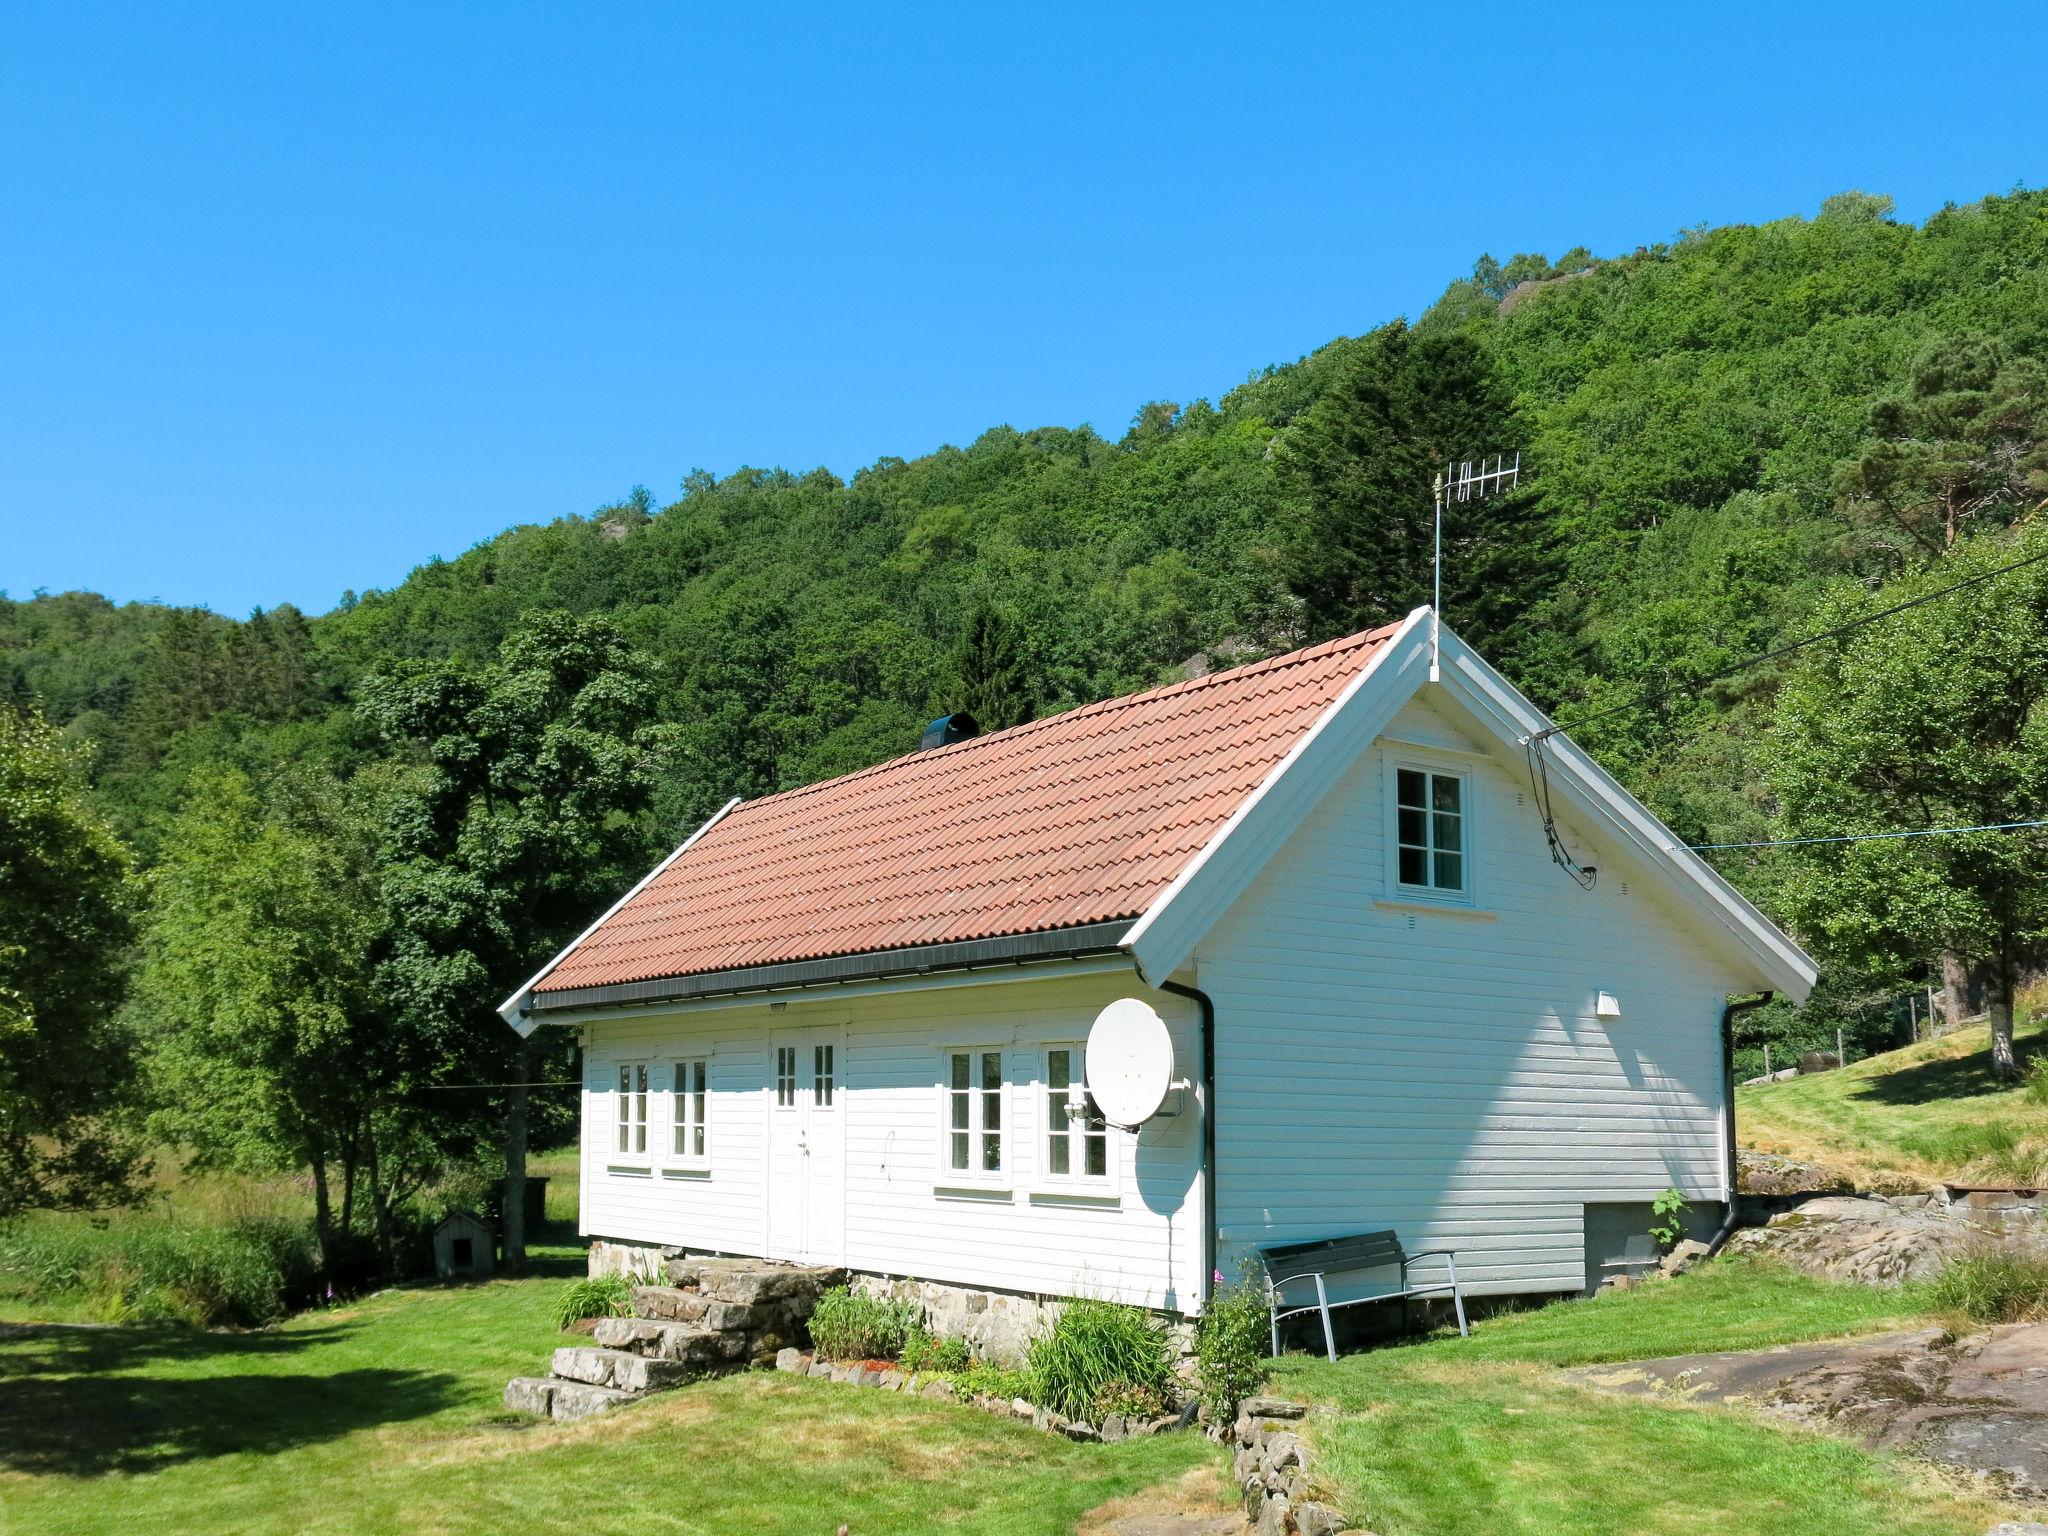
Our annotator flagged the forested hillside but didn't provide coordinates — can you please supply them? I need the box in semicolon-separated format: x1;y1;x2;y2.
7;186;2048;1088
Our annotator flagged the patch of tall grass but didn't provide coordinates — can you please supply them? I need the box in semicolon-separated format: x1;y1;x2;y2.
1931;1242;2048;1325
1899;1119;2048;1187
0;1213;318;1326
1025;1296;1173;1423
807;1286;921;1361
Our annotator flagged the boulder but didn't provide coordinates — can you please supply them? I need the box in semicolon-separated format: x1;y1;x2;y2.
1737;1150;1856;1198
1293;1501;1350;1536
774;1347;805;1373
1241;1396;1307;1419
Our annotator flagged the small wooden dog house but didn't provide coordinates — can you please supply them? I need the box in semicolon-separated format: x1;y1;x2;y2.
434;1209;495;1279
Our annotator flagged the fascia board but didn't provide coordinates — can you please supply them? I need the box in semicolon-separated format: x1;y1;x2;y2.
1435;633;1818;999
1124;607;1432;983
494;796;743;1036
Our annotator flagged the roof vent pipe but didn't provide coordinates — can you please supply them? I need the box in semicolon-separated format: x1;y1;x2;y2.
920;712;980;751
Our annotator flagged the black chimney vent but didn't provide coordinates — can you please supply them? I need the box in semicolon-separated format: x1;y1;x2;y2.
920;712;981;751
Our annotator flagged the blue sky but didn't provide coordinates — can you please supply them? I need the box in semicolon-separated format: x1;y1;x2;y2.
4;3;2045;616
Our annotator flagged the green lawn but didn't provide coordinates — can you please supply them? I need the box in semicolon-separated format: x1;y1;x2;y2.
1268;1258;2018;1536
1738;1006;2047;1188
0;1236;1217;1536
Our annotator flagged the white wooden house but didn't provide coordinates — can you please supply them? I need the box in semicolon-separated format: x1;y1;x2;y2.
500;608;1814;1319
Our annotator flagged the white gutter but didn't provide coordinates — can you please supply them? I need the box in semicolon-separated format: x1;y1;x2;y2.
495;796;742;1036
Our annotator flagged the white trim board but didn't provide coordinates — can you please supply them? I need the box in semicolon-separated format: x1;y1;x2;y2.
496;796;742;1036
1125;608;1816;1000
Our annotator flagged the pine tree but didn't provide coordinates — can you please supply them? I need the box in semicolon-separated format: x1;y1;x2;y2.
1275;324;1550;658
949;604;1036;732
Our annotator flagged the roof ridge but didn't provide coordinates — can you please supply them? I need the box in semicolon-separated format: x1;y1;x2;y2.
722;622;1402;819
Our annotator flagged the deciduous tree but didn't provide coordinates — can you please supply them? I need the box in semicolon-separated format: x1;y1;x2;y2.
358;612;668;1267
1767;528;2048;1077
0;706;141;1220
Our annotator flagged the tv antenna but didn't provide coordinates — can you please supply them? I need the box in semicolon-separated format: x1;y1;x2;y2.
1431;451;1520;681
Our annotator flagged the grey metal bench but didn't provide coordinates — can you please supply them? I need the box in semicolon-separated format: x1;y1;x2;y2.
1258;1229;1469;1362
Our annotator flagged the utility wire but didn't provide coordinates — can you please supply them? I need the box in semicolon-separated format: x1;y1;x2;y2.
418;1080;582;1091
1533;538;2048;744
1690;818;2048;852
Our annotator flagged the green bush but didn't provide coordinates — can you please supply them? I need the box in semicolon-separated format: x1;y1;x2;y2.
1931;1243;2048;1324
1025;1296;1173;1423
1092;1379;1168;1420
955;1360;1032;1402
898;1324;970;1374
0;1214;316;1327
807;1286;920;1362
2027;1058;2048;1107
553;1274;634;1329
1194;1261;1269;1420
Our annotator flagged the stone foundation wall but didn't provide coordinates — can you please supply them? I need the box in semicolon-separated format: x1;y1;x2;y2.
589;1244;1194;1366
587;1238;680;1282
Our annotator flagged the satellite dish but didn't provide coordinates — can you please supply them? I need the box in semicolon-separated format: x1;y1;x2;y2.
1085;998;1176;1128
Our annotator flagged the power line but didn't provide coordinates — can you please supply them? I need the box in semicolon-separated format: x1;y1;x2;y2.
1534;537;2048;743
1691;818;2048;852
418;1080;582;1091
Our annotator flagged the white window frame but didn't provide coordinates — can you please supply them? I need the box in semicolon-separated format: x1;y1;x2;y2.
1041;1045;1116;1188
615;1060;649;1157
1384;755;1476;907
671;1057;709;1166
937;1046;1007;1186
772;1044;798;1112
810;1041;837;1110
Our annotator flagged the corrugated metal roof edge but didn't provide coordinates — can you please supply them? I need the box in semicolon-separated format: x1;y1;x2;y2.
526;919;1136;1013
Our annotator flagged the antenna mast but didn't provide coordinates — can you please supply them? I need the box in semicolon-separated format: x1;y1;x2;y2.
1432;450;1521;682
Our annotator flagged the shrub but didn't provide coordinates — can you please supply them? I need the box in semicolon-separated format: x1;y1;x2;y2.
1194;1261;1269;1420
1026;1296;1173;1423
553;1274;634;1330
807;1286;920;1361
1650;1188;1690;1251
898;1324;970;1374
0;1214;316;1327
955;1360;1032;1402
1931;1243;2048;1325
2027;1058;2048;1108
1092;1379;1168;1421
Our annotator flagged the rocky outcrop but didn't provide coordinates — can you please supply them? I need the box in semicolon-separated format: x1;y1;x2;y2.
1571;1322;2048;1503
1722;1194;2002;1284
1737;1149;1857;1198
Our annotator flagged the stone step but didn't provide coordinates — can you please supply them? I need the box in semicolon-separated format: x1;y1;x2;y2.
656;1257;848;1306
550;1345;695;1393
629;1285;769;1332
592;1316;745;1365
503;1375;639;1423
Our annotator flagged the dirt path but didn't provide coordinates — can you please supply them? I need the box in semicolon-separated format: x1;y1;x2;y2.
1567;1324;2048;1503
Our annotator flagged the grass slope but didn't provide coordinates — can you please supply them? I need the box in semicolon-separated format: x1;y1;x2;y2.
0;1239;1214;1536
1270;1259;2013;1536
1738;1008;2047;1189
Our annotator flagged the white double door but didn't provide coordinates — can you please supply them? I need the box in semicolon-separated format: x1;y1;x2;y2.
765;1027;845;1264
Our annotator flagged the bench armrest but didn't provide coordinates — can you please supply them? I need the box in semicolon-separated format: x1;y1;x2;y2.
1402;1248;1462;1261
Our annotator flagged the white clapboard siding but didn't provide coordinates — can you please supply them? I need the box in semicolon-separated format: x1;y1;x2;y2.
1196;692;1742;1299
578;969;1205;1312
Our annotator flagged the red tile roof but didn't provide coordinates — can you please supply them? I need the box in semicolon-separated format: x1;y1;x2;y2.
533;623;1402;995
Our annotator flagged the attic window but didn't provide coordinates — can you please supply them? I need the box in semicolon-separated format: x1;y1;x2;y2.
1394;766;1467;895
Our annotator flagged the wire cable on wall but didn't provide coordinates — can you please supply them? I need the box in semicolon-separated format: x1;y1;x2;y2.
1523;735;1597;888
